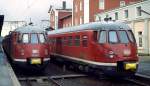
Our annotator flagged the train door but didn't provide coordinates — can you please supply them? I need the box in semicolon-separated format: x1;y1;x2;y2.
80;35;88;59
56;37;62;54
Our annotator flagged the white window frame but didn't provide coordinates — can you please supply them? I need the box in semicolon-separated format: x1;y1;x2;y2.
80;16;83;24
115;12;118;20
124;9;128;18
99;0;105;10
120;1;125;7
138;31;143;48
80;1;82;11
136;6;142;17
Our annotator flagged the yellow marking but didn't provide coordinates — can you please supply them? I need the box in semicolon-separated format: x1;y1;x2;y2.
125;63;137;70
31;58;41;64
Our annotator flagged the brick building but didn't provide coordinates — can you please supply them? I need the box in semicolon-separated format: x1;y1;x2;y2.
72;0;140;26
48;0;140;29
48;1;72;29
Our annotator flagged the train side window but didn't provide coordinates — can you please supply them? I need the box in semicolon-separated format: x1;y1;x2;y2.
75;36;80;46
99;31;106;43
109;31;118;43
93;31;98;41
63;37;67;45
22;34;29;43
18;34;22;43
31;34;38;44
82;35;88;47
127;30;136;43
118;31;129;43
68;36;73;46
38;34;46;43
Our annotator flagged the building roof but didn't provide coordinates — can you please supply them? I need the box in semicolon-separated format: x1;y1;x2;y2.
59;12;72;20
48;21;131;35
14;25;45;33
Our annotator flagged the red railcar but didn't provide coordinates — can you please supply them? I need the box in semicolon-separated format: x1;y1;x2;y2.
48;21;138;76
3;25;50;70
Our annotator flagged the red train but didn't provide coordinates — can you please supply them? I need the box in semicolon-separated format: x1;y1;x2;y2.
2;25;50;70
48;21;138;76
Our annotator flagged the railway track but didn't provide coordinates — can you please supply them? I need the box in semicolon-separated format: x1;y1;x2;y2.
18;74;87;86
124;74;150;86
14;62;150;86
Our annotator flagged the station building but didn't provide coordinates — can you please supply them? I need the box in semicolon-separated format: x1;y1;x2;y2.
95;0;150;55
72;0;140;26
48;1;72;29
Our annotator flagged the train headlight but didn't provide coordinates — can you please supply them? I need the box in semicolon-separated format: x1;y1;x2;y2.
123;49;131;56
108;51;115;58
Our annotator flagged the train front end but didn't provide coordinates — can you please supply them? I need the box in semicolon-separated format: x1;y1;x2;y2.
93;24;138;77
12;32;50;70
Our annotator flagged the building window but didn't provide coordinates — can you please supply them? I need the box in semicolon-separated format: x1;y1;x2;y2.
75;5;78;13
124;10;128;18
138;31;142;47
70;23;72;26
80;1;82;11
80;16;83;24
136;6;141;16
106;14;109;18
75;18;78;25
115;12;118;20
120;1;125;7
99;0;105;10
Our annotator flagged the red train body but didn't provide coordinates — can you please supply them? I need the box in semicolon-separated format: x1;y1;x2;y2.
48;21;138;76
3;25;50;70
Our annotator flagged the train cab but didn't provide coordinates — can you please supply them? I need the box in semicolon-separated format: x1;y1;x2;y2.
3;25;50;70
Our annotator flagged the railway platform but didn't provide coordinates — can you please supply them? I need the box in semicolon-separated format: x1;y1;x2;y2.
136;56;150;78
0;40;20;86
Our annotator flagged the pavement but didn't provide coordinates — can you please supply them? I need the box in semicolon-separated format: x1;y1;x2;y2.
0;45;20;86
136;55;150;78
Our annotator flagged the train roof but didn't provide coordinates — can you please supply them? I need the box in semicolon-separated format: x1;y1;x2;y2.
47;21;131;35
14;25;45;33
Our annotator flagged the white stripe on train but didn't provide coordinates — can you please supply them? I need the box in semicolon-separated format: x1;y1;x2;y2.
52;53;117;66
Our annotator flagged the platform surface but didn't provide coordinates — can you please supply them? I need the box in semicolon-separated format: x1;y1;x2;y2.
136;56;150;78
0;37;20;86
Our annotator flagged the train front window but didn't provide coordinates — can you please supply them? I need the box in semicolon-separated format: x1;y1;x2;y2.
118;31;129;43
22;34;29;43
99;31;106;43
127;30;135;43
109;31;118;43
31;34;38;44
39;34;46;43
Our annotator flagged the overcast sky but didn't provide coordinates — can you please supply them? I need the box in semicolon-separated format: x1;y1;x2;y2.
0;0;72;24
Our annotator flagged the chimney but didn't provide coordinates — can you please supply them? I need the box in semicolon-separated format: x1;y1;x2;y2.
62;1;66;9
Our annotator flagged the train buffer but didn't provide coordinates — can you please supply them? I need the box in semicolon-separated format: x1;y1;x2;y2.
0;39;20;86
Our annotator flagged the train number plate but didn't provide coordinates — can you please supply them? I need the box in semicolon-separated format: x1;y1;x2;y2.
124;63;137;70
31;58;41;64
